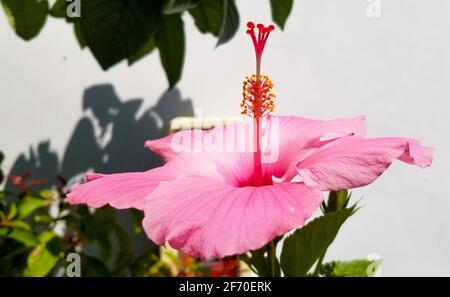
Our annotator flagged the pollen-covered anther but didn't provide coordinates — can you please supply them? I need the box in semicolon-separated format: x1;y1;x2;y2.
241;74;276;117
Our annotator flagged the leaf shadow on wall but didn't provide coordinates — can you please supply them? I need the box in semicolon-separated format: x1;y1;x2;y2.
6;83;194;259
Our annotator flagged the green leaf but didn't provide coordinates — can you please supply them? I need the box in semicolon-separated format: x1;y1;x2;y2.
270;0;293;30
23;231;62;276
79;0;162;70
128;37;156;65
216;0;239;46
7;203;17;220
156;14;185;88
74;21;86;49
2;220;32;231
189;0;224;36
240;247;268;277
280;206;358;276
1;0;48;40
49;0;67;18
50;0;82;21
17;195;51;219
163;0;200;15
82;254;111;276
189;0;239;46
112;224;132;273
4;228;38;247
320;259;382;277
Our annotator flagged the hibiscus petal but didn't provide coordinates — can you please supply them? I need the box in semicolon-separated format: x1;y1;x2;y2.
143;177;323;259
266;115;366;180
67;167;174;210
146;115;366;186
296;136;433;191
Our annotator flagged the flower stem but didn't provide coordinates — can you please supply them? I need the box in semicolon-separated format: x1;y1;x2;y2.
267;240;277;277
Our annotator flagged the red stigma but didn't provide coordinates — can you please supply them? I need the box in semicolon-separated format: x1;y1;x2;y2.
246;22;275;59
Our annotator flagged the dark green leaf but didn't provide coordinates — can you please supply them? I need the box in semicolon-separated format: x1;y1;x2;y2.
128;37;156;65
270;0;293;30
73;21;86;49
112;224;132;273
82;254;111;276
1;0;48;40
240;247;268;276
163;0;200;15
320;259;382;277
216;0;239;46
49;0;67;18
79;0;162;70
189;0;223;36
17;195;51;219
156;14;185;88
281;206;358;276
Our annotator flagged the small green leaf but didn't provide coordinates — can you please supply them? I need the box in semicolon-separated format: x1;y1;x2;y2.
216;0;239;46
5;228;39;247
49;0;67;18
320;259;382;277
0;226;7;236
163;0;200;15
270;0;293;30
156;14;185;88
2;220;32;231
7;204;17;220
17;195;51;219
1;0;48;40
23;232;62;276
280;206;358;276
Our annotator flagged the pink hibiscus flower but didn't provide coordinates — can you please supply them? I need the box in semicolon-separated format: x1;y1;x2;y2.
68;22;433;260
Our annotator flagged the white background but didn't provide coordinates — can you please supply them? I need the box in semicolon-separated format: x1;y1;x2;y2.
1;0;449;276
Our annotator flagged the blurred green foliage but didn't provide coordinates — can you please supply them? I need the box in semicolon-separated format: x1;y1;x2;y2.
1;0;294;88
0;150;211;276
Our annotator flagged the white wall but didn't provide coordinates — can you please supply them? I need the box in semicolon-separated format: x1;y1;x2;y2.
1;0;449;276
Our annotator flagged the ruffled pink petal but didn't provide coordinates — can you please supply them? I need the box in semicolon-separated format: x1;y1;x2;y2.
296;136;433;191
266;115;366;180
142;177;323;259
67;167;175;210
146;115;366;186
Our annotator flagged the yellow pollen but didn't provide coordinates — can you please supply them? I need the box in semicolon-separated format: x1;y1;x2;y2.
241;74;276;118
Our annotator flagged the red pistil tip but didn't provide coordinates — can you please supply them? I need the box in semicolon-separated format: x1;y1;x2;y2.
242;21;276;118
245;21;275;57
